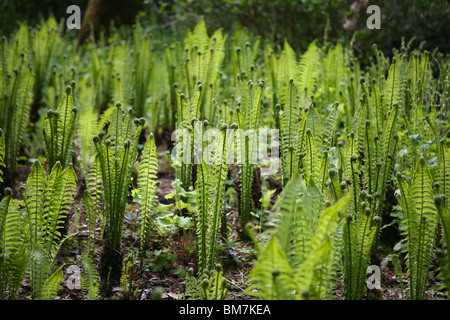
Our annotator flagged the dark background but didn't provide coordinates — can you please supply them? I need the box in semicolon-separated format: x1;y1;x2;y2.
0;0;448;57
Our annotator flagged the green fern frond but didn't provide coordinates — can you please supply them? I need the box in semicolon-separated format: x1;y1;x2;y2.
40;265;64;300
397;157;439;300
81;254;100;300
43;163;77;257
138;133;159;252
23;161;48;250
296;41;320;100
246;236;295;300
43;84;78;171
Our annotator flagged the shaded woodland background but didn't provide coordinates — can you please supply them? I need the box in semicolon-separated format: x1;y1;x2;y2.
0;0;448;60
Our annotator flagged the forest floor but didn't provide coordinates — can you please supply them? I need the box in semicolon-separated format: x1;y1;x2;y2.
12;129;448;301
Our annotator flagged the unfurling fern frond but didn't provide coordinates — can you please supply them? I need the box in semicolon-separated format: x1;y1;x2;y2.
43;84;78;171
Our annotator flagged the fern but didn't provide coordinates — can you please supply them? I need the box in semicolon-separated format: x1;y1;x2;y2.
81;254;100;300
195;125;228;275
43;84;78;171
247;191;350;300
30;248;64;300
279;78;299;184
138;133;159;252
31;17;61;105
396;157;439;299
0;35;34;180
0;129;4;183
0;189;28;299
246;236;295;300
83;190;97;258
20;160;76;260
93;103;144;290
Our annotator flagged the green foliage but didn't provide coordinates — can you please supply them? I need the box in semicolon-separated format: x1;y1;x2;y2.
93;104;144;249
81;255;100;300
138;133;159;252
396;157;439;300
246;177;350;299
195;125;228;275
21;160;77;257
183;265;228;300
0;16;448;302
0;189;27;299
43;84;78;171
0;24;34;179
30;17;62;105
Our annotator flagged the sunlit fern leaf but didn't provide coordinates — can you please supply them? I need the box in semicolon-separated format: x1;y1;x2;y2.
384;59;403;116
267;173;305;262
30;248;50;300
409;157;439;300
78;104;99;172
195;158;213;274
86;155;103;232
293;179;325;267
349;210;378;299
81;254;100;300
97;106;115;132
0;189;28;299
436;142;450;211
43;84;78;171
362;119;377;195
375;103;398;215
31;17;60;105
397;157;439;300
246;236;296;300
43;163;77;257
302;128;321;186
195;127;228;275
24;161;48;250
2;63;34;178
434;193;450;293
279;40;298;91
83;191;96;258
40;264;64;300
296;41;320;100
305;103;324;147
279;79;299;184
321;103;339;150
138;133;158;252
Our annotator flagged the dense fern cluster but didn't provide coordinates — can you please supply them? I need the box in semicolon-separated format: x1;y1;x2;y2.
0;17;448;300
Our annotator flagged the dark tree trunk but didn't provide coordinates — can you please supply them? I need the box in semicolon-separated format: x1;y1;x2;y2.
99;240;123;296
78;0;143;44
